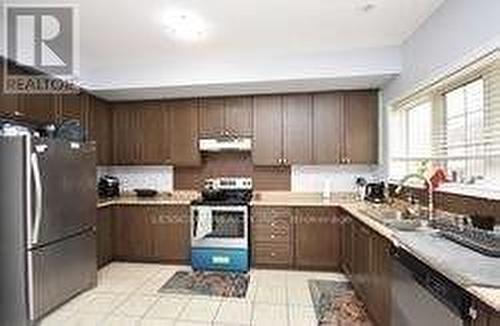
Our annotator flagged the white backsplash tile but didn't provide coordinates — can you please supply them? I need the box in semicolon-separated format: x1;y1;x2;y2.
97;166;173;193
291;165;384;193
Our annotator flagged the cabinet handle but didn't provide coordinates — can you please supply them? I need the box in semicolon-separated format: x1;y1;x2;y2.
277;158;282;164
270;234;275;239
270;252;276;257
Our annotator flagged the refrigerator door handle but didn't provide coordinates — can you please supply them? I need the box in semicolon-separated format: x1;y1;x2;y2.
31;152;43;245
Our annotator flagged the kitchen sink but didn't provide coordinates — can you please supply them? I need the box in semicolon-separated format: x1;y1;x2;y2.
359;205;427;231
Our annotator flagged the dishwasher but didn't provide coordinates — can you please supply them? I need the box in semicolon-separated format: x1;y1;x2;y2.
391;247;473;326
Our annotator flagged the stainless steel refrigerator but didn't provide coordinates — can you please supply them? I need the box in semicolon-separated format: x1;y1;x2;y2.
0;127;97;326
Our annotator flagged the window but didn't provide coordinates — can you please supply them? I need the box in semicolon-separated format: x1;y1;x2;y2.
442;79;485;181
389;53;500;192
389;101;432;179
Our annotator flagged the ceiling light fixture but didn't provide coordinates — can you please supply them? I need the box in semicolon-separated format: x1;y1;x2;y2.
162;10;207;42
360;3;376;13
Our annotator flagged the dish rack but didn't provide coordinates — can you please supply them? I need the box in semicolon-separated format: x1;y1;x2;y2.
430;219;500;257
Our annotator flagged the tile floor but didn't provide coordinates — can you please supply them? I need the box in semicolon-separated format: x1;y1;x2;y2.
40;262;348;326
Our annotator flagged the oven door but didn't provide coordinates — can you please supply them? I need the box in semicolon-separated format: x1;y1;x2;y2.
191;206;248;249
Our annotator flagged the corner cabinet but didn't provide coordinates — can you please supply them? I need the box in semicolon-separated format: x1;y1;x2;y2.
97;207;113;268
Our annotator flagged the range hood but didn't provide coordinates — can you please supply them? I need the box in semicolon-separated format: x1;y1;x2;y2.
199;137;252;152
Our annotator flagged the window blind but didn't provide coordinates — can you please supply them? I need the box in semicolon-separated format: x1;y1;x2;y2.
389;51;500;183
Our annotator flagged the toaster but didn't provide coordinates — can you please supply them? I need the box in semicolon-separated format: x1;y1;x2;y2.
98;175;120;198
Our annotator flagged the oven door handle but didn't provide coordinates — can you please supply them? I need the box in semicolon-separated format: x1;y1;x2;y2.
193;214;198;238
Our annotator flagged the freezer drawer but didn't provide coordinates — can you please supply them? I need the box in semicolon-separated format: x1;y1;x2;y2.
28;230;97;321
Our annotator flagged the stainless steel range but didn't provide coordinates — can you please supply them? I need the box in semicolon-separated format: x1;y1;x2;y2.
190;177;252;272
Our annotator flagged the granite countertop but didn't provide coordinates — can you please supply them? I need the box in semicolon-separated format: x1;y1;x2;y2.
97;191;199;208
97;190;500;311
250;191;359;206
342;203;500;313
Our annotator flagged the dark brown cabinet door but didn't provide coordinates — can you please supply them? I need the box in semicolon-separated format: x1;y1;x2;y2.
112;207;153;260
17;94;57;123
112;103;142;165
343;91;378;164
199;98;225;138
0;60;20;117
97;207;113;268
169;99;201;166
58;93;88;126
283;94;313;165
253;95;283;166
112;102;169;165
340;213;354;274
151;205;190;262
313;93;342;164
294;207;340;270
88;98;112;165
224;96;253;137
139;101;170;164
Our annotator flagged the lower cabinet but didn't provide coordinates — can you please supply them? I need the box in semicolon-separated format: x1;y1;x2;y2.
251;206;341;270
113;206;154;260
150;205;190;263
295;207;341;270
97;207;113;268
252;206;293;267
471;302;500;326
340;210;391;326
111;205;190;263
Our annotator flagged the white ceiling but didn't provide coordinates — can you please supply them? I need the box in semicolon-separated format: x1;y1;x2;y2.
1;0;445;100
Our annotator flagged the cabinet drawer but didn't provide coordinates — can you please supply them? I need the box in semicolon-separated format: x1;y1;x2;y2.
253;223;290;243
253;243;292;265
252;207;292;222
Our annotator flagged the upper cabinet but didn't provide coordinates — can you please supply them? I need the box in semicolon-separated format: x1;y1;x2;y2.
0;60;20;118
253;95;283;166
58;93;89;126
18;94;57;124
112;101;170;165
88;97;112;166
312;92;343;164
253;91;378;166
199;98;225;138
343;91;378;165
224;96;253;137
283;94;313;165
199;96;253;138
169;99;201;167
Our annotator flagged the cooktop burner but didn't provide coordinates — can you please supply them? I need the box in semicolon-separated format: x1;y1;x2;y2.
192;177;253;207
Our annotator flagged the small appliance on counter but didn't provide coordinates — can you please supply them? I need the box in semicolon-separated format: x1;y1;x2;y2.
364;182;387;203
134;188;158;198
98;175;120;198
190;177;253;272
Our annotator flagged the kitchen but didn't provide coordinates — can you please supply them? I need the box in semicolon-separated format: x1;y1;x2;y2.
1;0;500;325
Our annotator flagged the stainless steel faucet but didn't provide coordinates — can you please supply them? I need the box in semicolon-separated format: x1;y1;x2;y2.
395;173;434;221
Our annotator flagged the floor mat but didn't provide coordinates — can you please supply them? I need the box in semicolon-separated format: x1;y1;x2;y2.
309;279;373;326
158;270;250;298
